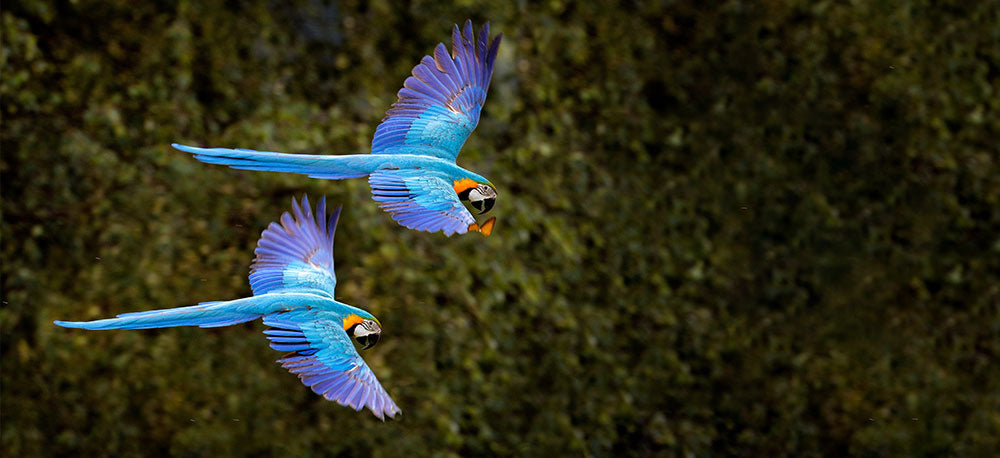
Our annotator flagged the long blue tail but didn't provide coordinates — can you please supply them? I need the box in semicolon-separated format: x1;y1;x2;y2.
172;144;374;180
54;293;326;330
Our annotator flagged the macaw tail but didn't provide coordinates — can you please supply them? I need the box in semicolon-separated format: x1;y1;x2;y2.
172;144;374;180
53;294;319;330
54;301;261;330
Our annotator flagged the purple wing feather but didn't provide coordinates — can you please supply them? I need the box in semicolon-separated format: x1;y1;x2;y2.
263;311;401;420
371;20;502;162
250;196;340;297
369;169;475;236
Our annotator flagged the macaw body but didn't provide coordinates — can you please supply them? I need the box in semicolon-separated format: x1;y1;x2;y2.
174;20;502;237
56;197;401;420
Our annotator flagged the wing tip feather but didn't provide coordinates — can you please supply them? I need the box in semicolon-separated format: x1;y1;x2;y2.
372;20;501;159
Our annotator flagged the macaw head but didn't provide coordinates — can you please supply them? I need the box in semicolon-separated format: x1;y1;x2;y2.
343;314;382;350
467;184;497;214
454;179;497;215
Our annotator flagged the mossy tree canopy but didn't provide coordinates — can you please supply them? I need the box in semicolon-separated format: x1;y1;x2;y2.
2;1;998;456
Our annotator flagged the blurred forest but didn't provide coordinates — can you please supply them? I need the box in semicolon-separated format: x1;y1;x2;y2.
2;0;999;456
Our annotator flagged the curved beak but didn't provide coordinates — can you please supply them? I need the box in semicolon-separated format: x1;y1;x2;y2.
471;196;496;214
358;333;380;350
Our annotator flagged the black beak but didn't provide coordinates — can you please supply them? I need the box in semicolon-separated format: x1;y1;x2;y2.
472;196;495;214
359;333;380;350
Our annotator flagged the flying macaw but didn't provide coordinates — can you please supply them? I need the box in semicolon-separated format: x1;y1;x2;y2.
55;196;401;420
173;20;502;237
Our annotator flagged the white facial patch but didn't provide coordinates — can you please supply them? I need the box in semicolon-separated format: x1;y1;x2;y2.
355;320;381;336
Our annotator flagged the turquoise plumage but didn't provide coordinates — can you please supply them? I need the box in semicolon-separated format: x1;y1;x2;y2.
172;20;502;236
55;196;401;420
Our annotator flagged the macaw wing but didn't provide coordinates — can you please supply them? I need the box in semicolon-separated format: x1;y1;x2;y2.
371;20;502;163
263;311;401;420
368;169;475;236
250;196;340;298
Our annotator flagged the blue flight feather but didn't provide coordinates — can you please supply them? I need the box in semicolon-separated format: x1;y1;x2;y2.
250;195;339;297
368;169;474;235
267;311;401;420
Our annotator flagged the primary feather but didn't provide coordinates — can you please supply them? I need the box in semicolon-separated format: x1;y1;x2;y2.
373;21;501;161
250;195;339;297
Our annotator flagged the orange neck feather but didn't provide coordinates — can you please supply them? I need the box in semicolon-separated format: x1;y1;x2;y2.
342;314;363;330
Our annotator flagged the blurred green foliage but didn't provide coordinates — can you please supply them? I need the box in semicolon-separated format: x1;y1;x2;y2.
3;0;999;456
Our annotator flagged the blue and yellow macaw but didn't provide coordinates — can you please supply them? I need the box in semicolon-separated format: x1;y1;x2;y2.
173;20;502;236
55;196;401;420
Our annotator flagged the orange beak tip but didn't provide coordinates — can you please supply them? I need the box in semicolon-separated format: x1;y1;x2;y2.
479;217;496;236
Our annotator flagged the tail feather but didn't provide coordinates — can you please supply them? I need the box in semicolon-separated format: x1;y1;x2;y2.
54;301;258;330
54;293;328;331
172;144;371;180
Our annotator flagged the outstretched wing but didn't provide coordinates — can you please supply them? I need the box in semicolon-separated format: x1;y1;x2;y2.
369;169;475;236
371;20;502;162
251;195;340;298
263;311;401;420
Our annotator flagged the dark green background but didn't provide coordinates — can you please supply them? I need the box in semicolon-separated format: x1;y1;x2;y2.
3;0;998;456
